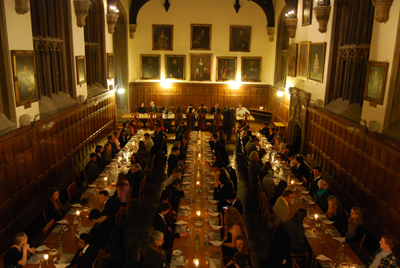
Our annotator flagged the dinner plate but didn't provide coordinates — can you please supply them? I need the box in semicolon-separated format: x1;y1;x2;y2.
195;221;203;227
172;249;182;256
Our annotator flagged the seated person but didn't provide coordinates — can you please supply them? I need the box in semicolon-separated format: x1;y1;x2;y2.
367;235;400;268
107;135;119;158
166;178;186;212
291;156;311;185
159;189;177;225
144;133;154;153
273;190;294;225
345;207;365;249
274;136;286;155
224;235;252;268
210;103;221;114
222;191;244;216
168;146;180;172
233;252;251;268
285;209;310;254
222;207;247;257
4;232;36;267
242;131;252;149
213;168;234;203
85;153;102;183
136;140;152;169
198;104;208;114
236;103;250;117
186;104;195;114
259;121;269;137
95;145;105;169
245;137;260;156
114;131;121;151
144;231;167;268
175;121;187;141
177;153;189;174
118;129;128;148
98;190;121;224
88;209;113;249
325;195;346;234
45;187;65;222
101;143;112;167
153;203;188;251
68;233;98;268
125;163;144;198
312;179;332;212
308;166;323;196
165;167;182;187
267;128;276;143
270;180;288;206
116;173;130;205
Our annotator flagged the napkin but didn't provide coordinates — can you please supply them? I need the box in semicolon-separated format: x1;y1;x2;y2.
210;241;224;246
302;223;311;229
211;225;223;230
315;254;332;261
321;220;335;225
333;237;346;243
54;264;70;268
182;181;192;185
206;181;214;184
307;201;315;205
180;205;190;210
208;190;214;193
304;229;316;239
36;245;50;252
99;173;107;177
170;256;185;267
296;182;303;185
208;212;219;217
56;219;69;224
175;220;188;225
87;184;97;188
301;191;309;194
208;200;218;204
71;203;82;208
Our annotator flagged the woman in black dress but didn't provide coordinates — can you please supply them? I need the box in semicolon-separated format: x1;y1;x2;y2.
144;231;167;268
4;232;36;267
45;187;64;221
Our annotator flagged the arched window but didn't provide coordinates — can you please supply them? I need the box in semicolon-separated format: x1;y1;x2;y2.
274;7;289;86
30;0;75;98
85;0;106;88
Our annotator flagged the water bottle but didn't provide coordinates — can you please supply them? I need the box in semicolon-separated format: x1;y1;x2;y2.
336;242;344;263
195;230;200;251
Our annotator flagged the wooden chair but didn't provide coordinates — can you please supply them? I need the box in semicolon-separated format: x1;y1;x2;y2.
115;205;123;223
67;182;78;202
69;172;84;191
42;210;48;224
243;113;250;126
290;252;309;268
292;258;300;268
197;113;206;130
43;219;56;237
247;168;253;193
131;112;140;125
132;175;147;209
186;113;195;131
92;249;104;268
156;113;164;126
356;232;367;254
148;112;155;129
137;247;144;262
174;113;182;132
0;251;5;268
145;155;156;180
213;113;221;132
167;165;172;177
121;187;133;222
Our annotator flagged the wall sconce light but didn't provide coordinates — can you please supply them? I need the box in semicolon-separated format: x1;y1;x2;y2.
277;90;284;97
115;84;125;94
15;0;30;14
160;81;171;88
229;81;240;89
314;0;331;33
372;0;393;23
73;0;92;27
107;7;119;34
285;11;298;38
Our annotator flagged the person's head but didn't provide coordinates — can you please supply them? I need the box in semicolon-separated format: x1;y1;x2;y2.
218;130;225;142
138;140;147;151
130;163;140;173
120;129;127;137
327;195;339;212
108;135;115;143
215;103;219;108
140;102;144;108
149;231;164;248
49;187;60;201
238;103;242;108
213;151;224;164
90;153;97;162
157;202;170;214
350;207;363;220
293;208;307;223
275;180;288;195
224;191;237;202
262;121;268;127
314;166;322;177
172;178;182;188
211;133;218;141
150;101;154;107
171;146;180;155
104;143;111;153
79;233;91;249
224;207;246;235
380;235;396;251
116;173;127;187
235;234;250;254
274;128;278;134
98;190;109;203
320;179;330;189
218;168;230;184
155;124;161;131
178;153;186;162
249;151;259;162
131;153;137;163
261;161;272;172
113;131;120;139
275;136;283;145
173;141;181;148
180;121;185;127
89;209;102;221
254;138;260;146
13;232;27;246
159;189;172;202
246;130;252;137
172;167;182;178
95;145;103;154
233;252;248;268
282;189;294;203
144;133;150;140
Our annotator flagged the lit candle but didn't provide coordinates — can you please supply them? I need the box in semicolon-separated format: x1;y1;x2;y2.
315;214;319;220
104;177;107;181
76;211;80;216
291;180;294;185
194;259;199;267
197;181;200;185
196;210;201;217
44;254;49;261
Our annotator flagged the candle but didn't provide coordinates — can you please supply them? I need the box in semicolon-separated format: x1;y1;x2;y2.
76;211;80;216
315;214;318;220
194;259;199;267
44;254;49;261
291;180;294;185
196;210;201;217
104;177;107;181
196;181;200;185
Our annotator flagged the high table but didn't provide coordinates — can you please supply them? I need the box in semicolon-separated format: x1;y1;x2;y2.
171;131;223;268
24;137;140;267
121;113;255;121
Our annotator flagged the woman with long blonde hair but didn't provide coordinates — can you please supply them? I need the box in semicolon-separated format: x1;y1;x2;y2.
101;143;112;166
222;207;247;257
345;207;365;249
325;195;345;234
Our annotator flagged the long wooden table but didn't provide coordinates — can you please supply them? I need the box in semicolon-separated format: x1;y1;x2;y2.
24;138;139;267
121;113;255;122
171;131;223;268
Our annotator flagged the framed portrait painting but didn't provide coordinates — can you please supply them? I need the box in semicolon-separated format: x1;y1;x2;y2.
287;43;298;77
308;42;326;83
363;61;388;105
230;26;251;52
216;57;237;82
107;53;115;79
165;55;185;80
241;57;261;82
153;24;173;51
190;53;212;81
297;41;310;80
302;0;312;26
11;50;38;107
76;56;87;85
140;54;160;80
190;24;212;50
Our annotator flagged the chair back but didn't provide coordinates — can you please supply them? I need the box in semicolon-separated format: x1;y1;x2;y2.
247;168;253;192
92;249;104;268
186;113;195;131
156;113;164;126
357;232;367;253
115;205;123;223
137;247;144;262
213;113;221;132
69;172;84;190
131;113;139;125
148;112;155;129
197;113;206;130
43;219;56;237
174;113;182;130
243;113;250;124
67;182;78;202
292;258;300;268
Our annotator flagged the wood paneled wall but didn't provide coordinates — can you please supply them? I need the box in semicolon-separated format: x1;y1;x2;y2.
305;107;400;245
0;91;116;252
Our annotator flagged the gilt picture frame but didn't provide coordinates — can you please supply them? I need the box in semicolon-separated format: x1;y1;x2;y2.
364;61;388;105
140;54;160;80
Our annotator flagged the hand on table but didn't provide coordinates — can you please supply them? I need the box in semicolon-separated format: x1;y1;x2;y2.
179;232;189;237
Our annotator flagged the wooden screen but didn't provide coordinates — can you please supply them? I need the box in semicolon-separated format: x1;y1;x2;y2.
305;106;400;245
0;91;116;252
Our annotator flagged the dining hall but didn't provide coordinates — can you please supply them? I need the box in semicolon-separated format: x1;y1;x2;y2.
1;0;400;267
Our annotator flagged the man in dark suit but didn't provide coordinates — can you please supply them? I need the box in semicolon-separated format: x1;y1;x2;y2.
107;135;119;158
223;105;235;140
69;233;98;268
308;166;323;196
245;137;259;156
99;190;121;224
242;131;252;149
88;209;113;249
168;146;180;171
259;122;269;137
125;163;144;198
152;124;166;154
210;103;221;115
291;156;311;186
153;203;188;250
149;101;159;113
118;129;128;148
85;153;102;183
222;191;243;215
